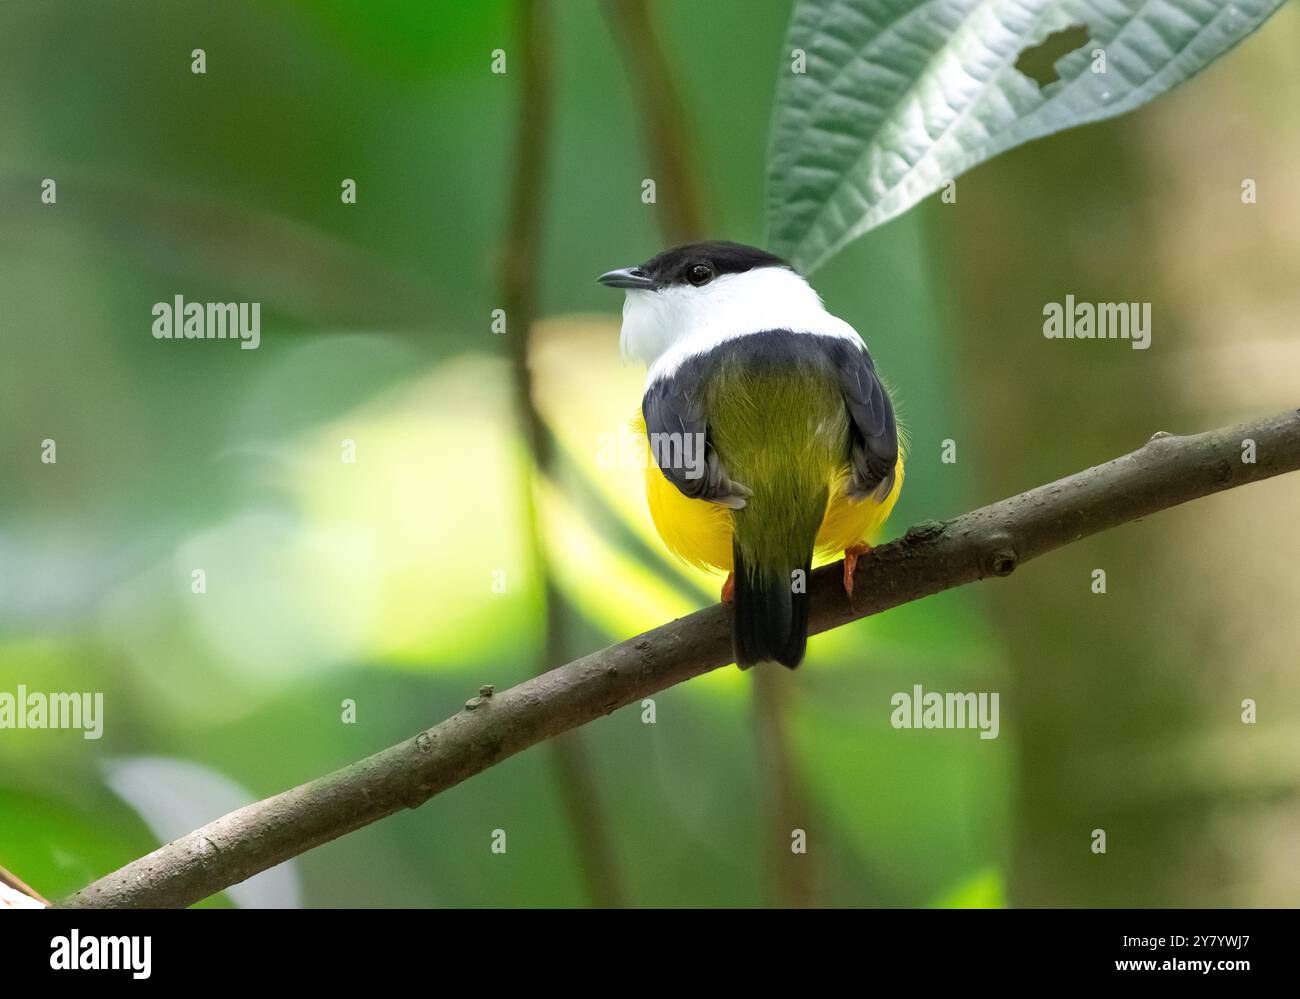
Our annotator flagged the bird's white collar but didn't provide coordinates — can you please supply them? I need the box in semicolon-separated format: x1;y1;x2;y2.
618;266;860;382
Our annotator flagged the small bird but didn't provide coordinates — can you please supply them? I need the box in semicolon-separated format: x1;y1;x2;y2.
600;241;904;669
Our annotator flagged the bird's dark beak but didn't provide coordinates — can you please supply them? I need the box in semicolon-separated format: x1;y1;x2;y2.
598;266;658;290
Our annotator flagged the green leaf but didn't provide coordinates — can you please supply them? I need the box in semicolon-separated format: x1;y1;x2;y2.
766;0;1285;272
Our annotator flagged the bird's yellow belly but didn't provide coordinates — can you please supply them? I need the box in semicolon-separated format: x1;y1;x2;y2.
637;416;905;574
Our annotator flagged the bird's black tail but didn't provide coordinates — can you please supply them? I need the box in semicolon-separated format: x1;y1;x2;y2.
731;543;811;669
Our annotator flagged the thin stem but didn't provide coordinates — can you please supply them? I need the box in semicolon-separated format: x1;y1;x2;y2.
602;0;707;244
606;0;811;903
752;667;818;907
501;0;625;908
0;862;48;906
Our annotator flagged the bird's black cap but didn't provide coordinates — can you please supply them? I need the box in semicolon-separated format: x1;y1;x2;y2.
599;241;788;290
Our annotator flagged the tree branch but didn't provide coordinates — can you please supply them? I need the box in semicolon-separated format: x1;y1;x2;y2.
752;666;819;906
606;0;815;904
60;408;1300;908
602;0;707;244
0;862;48;906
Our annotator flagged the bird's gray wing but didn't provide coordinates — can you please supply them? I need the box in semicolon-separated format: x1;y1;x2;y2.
642;369;751;509
830;339;899;501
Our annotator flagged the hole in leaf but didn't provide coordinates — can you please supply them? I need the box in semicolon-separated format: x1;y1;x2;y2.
1014;24;1090;88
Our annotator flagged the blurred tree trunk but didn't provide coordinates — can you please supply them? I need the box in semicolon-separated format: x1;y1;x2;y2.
932;16;1300;905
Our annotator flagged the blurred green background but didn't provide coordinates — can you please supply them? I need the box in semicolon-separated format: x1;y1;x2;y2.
1;0;1297;907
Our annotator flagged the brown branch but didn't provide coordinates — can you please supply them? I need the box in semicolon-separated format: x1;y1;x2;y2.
500;0;626;907
59;408;1300;909
752;667;818;907
606;0;819;904
0;862;48;906
500;0;553;462
602;0;707;244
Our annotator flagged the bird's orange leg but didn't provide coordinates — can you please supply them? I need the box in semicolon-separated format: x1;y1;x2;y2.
720;570;735;605
842;542;873;598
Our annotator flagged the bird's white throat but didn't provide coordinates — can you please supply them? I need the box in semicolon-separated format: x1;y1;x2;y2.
619;266;859;380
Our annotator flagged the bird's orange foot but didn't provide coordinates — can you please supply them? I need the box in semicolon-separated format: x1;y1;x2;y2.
720;571;735;605
842;543;873;599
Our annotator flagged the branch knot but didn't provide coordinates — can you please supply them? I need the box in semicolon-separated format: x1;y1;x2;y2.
986;547;1019;577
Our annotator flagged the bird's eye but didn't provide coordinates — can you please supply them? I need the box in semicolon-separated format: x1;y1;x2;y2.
686;264;713;286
